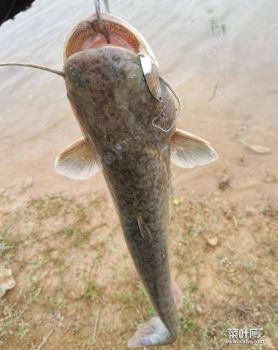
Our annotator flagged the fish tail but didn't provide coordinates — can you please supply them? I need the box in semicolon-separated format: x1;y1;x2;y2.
128;316;178;349
128;281;182;349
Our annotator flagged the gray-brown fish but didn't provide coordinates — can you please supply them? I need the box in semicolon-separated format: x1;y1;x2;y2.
0;12;218;348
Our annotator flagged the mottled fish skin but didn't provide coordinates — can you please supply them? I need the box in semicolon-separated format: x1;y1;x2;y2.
64;47;179;344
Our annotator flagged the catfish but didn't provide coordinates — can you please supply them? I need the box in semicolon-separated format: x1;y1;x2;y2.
0;11;218;348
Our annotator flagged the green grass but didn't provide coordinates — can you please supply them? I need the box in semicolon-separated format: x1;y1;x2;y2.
60;224;106;247
84;281;99;301
180;282;199;335
29;288;42;304
0;303;30;339
15;321;30;338
261;203;278;219
28;195;70;218
74;203;89;222
115;291;132;305
0;224;22;260
47;297;65;312
60;227;92;247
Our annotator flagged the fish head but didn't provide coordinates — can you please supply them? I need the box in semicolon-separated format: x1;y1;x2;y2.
55;14;218;181
63;14;177;155
64;13;158;65
64;13;167;102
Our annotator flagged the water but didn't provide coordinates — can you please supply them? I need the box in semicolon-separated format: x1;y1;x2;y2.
0;0;277;190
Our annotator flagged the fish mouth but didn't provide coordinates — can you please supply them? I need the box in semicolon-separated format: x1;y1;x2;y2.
64;13;157;65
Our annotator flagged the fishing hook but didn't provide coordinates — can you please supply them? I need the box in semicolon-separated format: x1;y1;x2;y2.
159;76;181;118
138;53;181;131
94;0;111;44
151;76;181;133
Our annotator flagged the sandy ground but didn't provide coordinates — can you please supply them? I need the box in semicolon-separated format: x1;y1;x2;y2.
0;81;277;350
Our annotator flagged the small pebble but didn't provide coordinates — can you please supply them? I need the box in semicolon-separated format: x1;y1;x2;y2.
207;237;218;246
246;144;272;154
219;174;230;191
0;267;16;298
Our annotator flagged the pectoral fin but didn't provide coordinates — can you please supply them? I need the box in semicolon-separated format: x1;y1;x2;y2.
170;128;218;168
55;138;101;180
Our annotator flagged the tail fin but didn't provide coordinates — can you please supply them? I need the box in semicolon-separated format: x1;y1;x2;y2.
128;317;175;349
128;281;181;348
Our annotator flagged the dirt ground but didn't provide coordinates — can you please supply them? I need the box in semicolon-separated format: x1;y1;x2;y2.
0;83;278;350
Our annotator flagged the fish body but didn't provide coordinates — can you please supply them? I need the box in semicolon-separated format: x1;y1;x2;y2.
64;47;179;346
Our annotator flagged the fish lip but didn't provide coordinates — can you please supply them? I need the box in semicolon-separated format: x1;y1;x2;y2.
64;13;158;66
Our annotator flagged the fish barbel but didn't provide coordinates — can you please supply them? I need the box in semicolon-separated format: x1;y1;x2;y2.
0;11;218;349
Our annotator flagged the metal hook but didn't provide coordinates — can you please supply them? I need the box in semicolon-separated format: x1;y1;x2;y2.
103;0;110;13
94;0;111;44
152;77;181;133
159;76;181;118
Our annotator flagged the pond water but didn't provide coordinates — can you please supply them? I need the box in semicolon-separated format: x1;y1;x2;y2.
0;0;277;191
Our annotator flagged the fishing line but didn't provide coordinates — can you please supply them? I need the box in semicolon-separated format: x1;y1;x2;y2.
159;76;181;117
151;76;181;133
0;63;65;77
93;0;111;43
